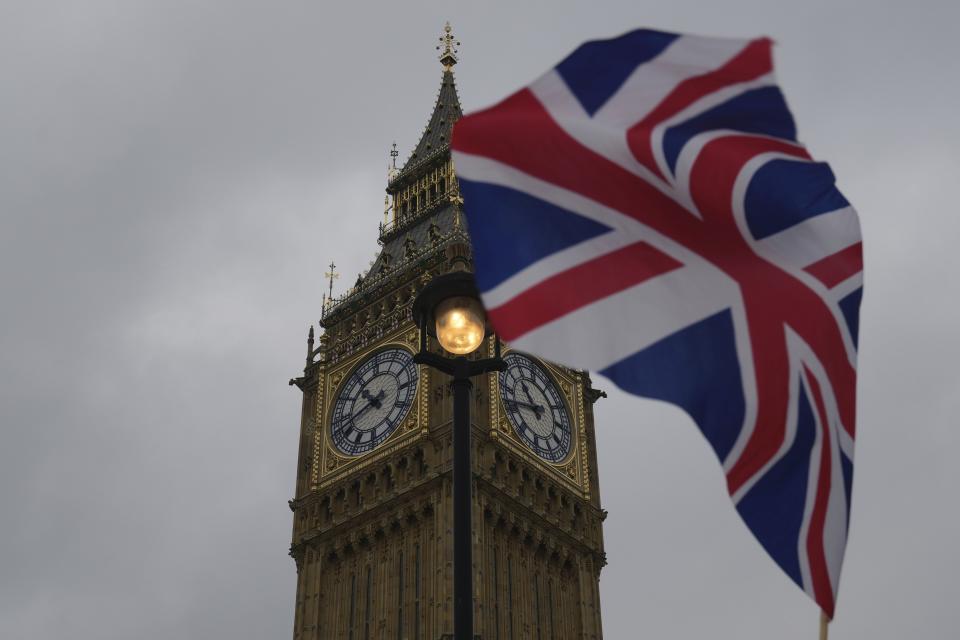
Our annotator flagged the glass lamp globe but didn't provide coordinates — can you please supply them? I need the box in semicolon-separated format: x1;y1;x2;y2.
435;296;485;355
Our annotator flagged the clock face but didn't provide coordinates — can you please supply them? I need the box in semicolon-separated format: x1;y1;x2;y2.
499;353;572;463
330;348;419;456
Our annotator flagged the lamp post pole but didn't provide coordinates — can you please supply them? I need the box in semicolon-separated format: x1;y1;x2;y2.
411;272;505;640
451;369;473;640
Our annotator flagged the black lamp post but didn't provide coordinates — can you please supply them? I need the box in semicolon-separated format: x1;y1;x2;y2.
411;271;505;640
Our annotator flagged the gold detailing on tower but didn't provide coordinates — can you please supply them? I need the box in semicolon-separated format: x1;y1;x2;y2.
310;362;326;489
381;158;458;242
387;141;400;186
291;31;605;640
322;261;340;318
437;21;460;69
576;378;592;499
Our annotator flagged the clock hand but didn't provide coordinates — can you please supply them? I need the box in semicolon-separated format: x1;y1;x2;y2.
353;401;376;419
361;388;384;409
520;381;536;404
508;398;545;419
354;388;389;420
519;383;545;418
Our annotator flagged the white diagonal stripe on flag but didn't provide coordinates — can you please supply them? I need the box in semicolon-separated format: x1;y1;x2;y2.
756;206;861;271
506;261;736;371
454;151;726;303
592;34;750;127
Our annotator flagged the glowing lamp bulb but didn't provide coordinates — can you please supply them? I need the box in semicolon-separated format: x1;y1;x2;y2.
435;296;485;355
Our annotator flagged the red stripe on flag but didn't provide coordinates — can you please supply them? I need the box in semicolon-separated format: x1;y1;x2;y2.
454;90;857;467
626;38;773;179
488;241;682;341
803;366;837;618
804;242;863;289
687;135;856;497
452;88;691;234
452;39;856;617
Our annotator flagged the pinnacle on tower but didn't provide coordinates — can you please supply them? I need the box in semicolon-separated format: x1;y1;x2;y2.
436;21;460;69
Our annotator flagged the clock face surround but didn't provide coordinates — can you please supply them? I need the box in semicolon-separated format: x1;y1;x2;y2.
330;348;419;456
499;352;573;463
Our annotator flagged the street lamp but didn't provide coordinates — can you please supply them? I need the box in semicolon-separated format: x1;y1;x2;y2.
411;271;505;640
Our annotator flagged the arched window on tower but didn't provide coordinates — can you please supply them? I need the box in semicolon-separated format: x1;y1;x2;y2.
533;573;543;640
548;577;556;638
507;555;515;640
364;565;373;640
396;550;404;639
321;496;331;524
348;573;357;640
414;542;422;640
351;481;362;509
492;546;501;640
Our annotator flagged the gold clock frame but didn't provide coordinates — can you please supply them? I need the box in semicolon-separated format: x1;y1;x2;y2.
312;326;428;490
490;345;593;499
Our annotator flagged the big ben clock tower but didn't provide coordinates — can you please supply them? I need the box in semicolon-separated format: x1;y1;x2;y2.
288;25;606;639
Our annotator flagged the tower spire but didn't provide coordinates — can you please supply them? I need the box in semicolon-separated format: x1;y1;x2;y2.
436;21;460;69
392;27;463;179
324;261;339;311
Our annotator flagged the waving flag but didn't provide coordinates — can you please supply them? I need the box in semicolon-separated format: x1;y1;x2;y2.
451;29;862;617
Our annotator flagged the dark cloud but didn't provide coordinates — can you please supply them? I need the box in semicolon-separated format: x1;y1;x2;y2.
1;1;957;638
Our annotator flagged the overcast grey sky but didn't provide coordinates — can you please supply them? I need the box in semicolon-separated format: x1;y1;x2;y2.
1;1;958;638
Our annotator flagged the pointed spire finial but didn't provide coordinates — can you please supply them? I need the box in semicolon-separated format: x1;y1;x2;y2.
387;141;400;185
323;260;339;309
437;21;460;69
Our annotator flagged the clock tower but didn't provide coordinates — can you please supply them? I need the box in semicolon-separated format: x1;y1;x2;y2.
288;25;606;639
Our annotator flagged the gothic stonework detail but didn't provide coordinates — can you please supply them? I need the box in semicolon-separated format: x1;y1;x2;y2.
288;26;605;640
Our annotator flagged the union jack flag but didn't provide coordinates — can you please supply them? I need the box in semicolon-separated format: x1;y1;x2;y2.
451;29;862;617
